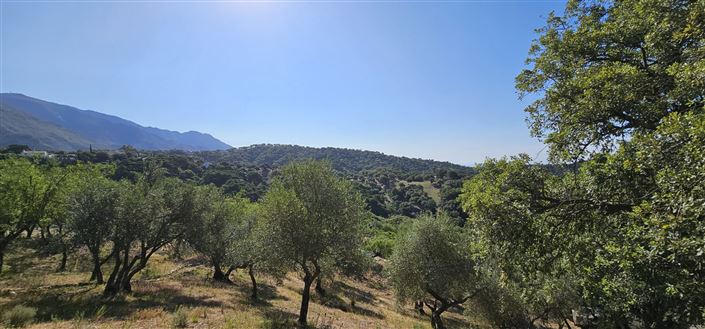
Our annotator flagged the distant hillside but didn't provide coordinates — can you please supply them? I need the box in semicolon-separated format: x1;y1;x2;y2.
196;144;474;174
0;93;230;151
0;105;104;151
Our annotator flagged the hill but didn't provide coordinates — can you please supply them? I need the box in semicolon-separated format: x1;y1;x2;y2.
0;105;104;151
0;93;230;151
196;144;474;175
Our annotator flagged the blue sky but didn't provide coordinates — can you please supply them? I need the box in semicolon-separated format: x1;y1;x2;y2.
1;1;563;165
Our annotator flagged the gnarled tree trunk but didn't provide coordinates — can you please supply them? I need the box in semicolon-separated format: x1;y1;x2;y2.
315;275;326;296
212;263;227;282
248;264;258;299
299;275;314;326
297;263;320;326
56;245;68;272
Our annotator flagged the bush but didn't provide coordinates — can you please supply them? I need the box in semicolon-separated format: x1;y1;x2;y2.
171;307;188;328
2;305;37;328
365;232;395;258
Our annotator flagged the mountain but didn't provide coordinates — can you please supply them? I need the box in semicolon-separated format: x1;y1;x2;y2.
196;144;474;175
0;93;230;151
0;105;101;151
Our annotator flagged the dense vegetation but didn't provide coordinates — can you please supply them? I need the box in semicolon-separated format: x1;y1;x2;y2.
197;144;474;176
459;0;705;327
1;1;704;328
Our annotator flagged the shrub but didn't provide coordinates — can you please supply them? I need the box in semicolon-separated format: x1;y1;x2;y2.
2;305;37;328
171;307;188;328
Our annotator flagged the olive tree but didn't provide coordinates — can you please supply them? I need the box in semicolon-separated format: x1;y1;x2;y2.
228;202;268;299
103;176;197;296
0;158;67;273
187;185;257;285
256;160;368;326
388;215;479;329
67;171;119;282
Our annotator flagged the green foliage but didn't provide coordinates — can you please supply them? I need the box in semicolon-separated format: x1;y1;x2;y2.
390;183;437;217
516;0;705;162
0;157;70;273
2;305;37;328
197;144;473;176
366;232;395;259
258;160;369;274
437;178;467;224
200;163;267;200
454;0;705;327
102;170;201;296
365;215;414;258
389;215;476;304
256;160;369;325
67;166;120;280
186;184;259;282
388;214;478;329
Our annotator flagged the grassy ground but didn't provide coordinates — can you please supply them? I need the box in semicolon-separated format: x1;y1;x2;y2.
0;239;484;329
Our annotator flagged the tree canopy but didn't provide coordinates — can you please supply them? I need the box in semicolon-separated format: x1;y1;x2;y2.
459;0;705;327
256;160;369;325
516;0;704;162
388;215;479;329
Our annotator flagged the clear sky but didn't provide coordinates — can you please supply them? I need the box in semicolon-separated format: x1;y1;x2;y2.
1;0;564;165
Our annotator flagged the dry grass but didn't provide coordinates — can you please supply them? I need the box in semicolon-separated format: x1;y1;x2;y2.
0;240;484;329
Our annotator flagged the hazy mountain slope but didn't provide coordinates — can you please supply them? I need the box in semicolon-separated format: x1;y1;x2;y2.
0;105;101;151
196;144;474;174
0;93;230;151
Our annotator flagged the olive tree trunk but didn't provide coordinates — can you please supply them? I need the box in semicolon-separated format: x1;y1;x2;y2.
56;245;68;272
248;264;258;299
297;263;320;326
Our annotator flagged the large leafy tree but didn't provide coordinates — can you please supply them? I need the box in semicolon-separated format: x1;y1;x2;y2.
388;215;479;329
187;185;256;284
462;114;705;327
103;174;197;296
256;160;369;326
516;0;704;162
0;158;68;273
461;0;705;327
67;169;120;283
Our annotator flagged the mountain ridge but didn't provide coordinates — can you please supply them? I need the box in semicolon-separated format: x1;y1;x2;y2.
195;143;473;174
0;94;471;174
0;93;230;151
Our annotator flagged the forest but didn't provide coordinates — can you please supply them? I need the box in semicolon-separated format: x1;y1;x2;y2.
1;0;704;328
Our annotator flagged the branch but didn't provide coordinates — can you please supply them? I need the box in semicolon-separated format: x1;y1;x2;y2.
449;288;482;307
427;288;449;305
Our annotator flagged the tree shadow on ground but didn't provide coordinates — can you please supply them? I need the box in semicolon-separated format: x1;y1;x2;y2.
235;281;286;307
406;306;473;329
331;281;377;304
313;289;384;319
2;282;224;323
132;284;224;312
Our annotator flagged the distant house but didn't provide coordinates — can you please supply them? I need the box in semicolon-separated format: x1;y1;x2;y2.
20;150;51;158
